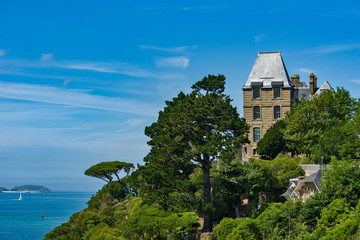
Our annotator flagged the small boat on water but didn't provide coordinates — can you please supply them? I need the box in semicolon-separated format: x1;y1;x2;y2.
19;193;22;201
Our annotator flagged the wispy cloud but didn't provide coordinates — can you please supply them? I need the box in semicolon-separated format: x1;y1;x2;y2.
0;82;158;116
350;79;360;85
62;79;71;86
155;56;190;68
0;58;155;78
40;53;53;61
308;43;360;54
0;49;6;57
66;63;120;73
254;34;266;42
298;68;316;74
140;45;197;54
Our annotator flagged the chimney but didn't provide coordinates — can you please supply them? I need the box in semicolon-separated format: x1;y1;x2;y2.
291;74;300;87
309;73;317;94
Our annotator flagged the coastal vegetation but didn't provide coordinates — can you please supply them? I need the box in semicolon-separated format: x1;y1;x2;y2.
45;76;360;239
0;185;50;192
0;187;9;192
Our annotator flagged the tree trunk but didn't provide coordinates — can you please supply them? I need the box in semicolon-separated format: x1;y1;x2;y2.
201;155;213;232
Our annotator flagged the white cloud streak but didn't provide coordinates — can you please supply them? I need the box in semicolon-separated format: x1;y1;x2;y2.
254;34;266;42
40;53;53;61
298;68;316;74
350;79;360;85
0;82;158;116
155;56;190;68
140;45;197;54
309;43;360;54
0;58;155;78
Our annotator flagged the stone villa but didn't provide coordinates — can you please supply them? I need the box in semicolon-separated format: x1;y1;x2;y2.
242;51;332;161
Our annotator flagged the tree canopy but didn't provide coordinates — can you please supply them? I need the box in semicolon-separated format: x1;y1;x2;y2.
139;74;249;231
256;119;287;160
85;161;134;182
282;88;359;163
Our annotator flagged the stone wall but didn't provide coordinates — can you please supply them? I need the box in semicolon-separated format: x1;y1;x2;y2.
242;87;292;161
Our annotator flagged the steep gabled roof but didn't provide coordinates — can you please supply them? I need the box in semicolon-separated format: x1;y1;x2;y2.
243;51;292;89
315;81;332;94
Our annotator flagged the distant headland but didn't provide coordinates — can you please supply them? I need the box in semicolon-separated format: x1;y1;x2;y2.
0;185;51;193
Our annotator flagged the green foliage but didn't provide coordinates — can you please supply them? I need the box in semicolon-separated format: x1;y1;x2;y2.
214;218;243;240
299;156;310;164
84;223;121;240
191;74;225;94
214;218;259;240
10;185;50;192
256;201;302;239
244;157;304;205
85;161;134;183
323;159;360;205
140;74;249;231
284;88;359;162
87;181;132;210
121;206;178;240
227;218;259;240
257;119;287;160
299;191;331;231
317;198;351;229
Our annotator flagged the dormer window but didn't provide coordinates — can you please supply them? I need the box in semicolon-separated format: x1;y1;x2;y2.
253;87;260;99
273;87;281;99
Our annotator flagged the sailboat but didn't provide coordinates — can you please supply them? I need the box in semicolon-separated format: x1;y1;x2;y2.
19;192;22;201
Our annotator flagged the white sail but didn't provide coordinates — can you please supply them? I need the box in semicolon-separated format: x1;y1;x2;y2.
19;193;22;201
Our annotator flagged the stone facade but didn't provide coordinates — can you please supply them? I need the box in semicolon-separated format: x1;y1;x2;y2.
242;52;330;161
243;87;292;158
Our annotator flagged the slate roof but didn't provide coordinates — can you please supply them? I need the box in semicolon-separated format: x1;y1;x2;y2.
300;170;323;190
315;81;332;95
243;51;292;89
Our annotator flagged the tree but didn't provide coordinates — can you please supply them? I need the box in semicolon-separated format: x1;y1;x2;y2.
85;161;134;183
283;88;358;162
256;119;287;160
143;74;249;231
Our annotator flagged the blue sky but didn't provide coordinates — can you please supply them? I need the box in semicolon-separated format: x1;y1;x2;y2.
0;0;360;191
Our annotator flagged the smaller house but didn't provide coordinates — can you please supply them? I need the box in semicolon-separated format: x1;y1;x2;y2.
281;170;324;202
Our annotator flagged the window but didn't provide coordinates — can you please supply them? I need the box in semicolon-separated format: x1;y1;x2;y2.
274;106;281;119
253;127;260;142
253;149;258;156
253;87;260;99
253;106;260;120
273;87;280;99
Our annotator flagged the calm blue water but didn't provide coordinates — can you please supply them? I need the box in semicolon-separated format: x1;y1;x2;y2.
0;192;93;240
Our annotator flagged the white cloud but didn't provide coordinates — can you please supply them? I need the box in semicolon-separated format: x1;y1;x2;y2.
62;79;71;86
309;43;360;54
67;63;119;73
254;34;266;42
140;45;197;54
0;82;158;116
0;49;6;57
298;68;316;74
40;53;53;61
0;58;157;78
350;79;360;85
155;56;190;68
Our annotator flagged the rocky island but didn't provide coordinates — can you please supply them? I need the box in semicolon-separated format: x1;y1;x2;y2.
0;185;51;193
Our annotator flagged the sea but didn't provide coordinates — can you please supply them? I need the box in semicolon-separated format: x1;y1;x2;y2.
0;192;93;240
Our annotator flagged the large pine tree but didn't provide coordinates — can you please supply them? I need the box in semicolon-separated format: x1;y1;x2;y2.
142;74;249;231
